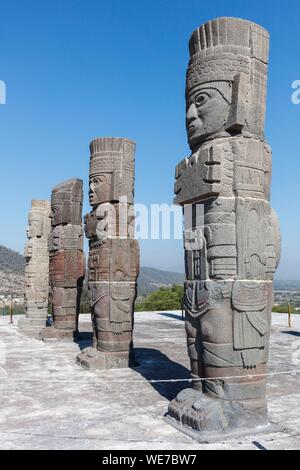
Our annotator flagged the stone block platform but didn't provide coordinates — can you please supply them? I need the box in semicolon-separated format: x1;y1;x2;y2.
0;312;299;450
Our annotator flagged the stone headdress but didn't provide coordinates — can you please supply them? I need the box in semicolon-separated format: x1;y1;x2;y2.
186;17;269;139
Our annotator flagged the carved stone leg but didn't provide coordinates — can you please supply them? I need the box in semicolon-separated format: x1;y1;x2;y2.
168;279;273;438
77;282;136;369
41;287;81;341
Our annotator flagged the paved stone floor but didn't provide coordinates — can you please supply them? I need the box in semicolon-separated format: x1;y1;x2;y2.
0;312;299;450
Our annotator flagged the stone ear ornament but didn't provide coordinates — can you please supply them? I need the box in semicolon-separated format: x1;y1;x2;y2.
226;72;250;133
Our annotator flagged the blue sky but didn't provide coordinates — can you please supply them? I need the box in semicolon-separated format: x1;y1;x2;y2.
0;0;299;278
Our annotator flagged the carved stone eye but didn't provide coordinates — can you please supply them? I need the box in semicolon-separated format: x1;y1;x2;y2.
195;94;208;107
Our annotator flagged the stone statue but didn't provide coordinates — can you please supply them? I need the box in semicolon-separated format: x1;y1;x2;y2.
19;200;51;336
41;179;85;341
77;137;140;369
167;18;281;439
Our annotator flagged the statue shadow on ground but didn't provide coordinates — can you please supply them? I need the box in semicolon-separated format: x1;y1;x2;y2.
158;312;184;321
281;330;300;337
76;331;93;350
133;348;191;401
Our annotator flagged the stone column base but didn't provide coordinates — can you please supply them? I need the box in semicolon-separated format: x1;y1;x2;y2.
40;326;78;342
18;317;47;339
166;388;278;442
165;414;279;444
76;347;134;370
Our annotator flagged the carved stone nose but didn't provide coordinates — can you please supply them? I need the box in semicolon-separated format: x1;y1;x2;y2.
186;103;198;123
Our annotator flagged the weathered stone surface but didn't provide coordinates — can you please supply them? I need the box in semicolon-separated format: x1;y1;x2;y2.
18;200;51;336
174;138;272;205
167;17;281;439
1;312;299;450
41;179;85;342
51;178;83;226
84;203;135;240
77;137;140;370
88;239;139;283
89;138;135;206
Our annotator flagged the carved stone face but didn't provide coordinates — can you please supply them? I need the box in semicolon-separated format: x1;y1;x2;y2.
186;87;231;149
27;212;43;238
51;227;61;250
50;200;83;226
89;173;112;206
50;179;83;226
50;203;63;227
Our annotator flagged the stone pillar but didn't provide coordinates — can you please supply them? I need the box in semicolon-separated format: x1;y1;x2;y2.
167;18;281;439
18;200;51;336
77;137;140;370
41;179;85;341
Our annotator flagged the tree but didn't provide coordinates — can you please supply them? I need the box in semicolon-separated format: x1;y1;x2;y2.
135;285;184;312
272;304;296;314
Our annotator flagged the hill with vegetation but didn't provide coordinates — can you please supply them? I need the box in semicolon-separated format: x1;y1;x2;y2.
137;267;184;296
0;245;25;297
0;245;25;274
135;285;184;312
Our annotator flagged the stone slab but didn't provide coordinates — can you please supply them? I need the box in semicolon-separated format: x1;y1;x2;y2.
0;312;299;450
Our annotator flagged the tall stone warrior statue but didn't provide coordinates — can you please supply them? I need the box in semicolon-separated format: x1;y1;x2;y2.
77;137;140;369
41;179;85;341
19;200;51;335
167;18;281;438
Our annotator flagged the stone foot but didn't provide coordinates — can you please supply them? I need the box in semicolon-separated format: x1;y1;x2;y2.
76;347;132;370
167;388;269;441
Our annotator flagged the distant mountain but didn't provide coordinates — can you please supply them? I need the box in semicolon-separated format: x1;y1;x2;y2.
137;274;300;297
0;245;25;297
1;243;299;299
138;267;184;297
274;280;300;291
0;244;185;298
0;245;25;274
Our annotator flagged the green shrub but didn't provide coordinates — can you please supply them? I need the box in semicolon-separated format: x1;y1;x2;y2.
272;304;296;313
135;285;184;312
0;304;25;316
